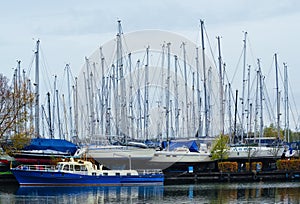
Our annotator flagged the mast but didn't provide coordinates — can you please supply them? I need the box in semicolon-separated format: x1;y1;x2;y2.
254;66;259;141
34;40;40;138
47;92;53;138
274;53;280;140
62;94;68;140
246;65;251;138
217;36;224;135
233;90;238;143
128;53;134;139
136;60;142;139
52;75;57;138
259;61;264;141
208;67;212;136
249;103;253;136
105;73;112;137
170;99;174;138
200;19;208;137
89;64;95;138
166;43;171;141
182;42;190;137
228;83;232;143
192;72;196;134
23;69;28;135
174;55;179;138
66;64;73;139
13;67;18;135
144;46;150;140
284;62;289;142
91;63;97;136
100;47;105;136
84;57;93;137
160;44;165;139
73;77;78;140
196;47;202;137
56;90;62;139
241;32;247;142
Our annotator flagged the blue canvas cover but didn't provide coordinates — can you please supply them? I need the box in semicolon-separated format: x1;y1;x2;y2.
161;140;199;152
23;138;78;155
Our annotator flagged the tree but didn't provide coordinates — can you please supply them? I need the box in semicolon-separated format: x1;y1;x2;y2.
263;123;284;139
0;72;34;154
211;134;230;161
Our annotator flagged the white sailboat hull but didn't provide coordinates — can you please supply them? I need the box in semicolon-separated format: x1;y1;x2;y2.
87;145;212;170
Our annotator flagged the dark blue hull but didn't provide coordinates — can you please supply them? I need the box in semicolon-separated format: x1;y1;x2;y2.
11;169;164;186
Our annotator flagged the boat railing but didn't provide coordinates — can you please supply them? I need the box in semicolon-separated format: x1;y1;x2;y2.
15;164;56;171
136;169;163;175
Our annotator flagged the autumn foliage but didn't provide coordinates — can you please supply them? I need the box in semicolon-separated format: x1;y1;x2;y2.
0;73;34;153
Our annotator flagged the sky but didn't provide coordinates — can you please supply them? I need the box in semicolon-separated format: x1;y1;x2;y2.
1;0;300;130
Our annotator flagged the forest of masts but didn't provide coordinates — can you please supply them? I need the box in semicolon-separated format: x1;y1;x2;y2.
2;20;299;147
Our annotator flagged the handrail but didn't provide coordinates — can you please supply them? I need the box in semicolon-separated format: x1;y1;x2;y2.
15;164;56;171
136;169;163;174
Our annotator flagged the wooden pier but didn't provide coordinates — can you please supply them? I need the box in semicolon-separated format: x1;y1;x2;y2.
164;170;300;184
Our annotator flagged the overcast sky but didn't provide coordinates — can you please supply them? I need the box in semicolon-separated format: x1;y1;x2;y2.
1;0;300;129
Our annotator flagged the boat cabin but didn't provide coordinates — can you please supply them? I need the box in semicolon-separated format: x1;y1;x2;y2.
56;159;139;176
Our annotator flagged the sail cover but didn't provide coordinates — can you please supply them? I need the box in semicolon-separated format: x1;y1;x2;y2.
23;138;78;154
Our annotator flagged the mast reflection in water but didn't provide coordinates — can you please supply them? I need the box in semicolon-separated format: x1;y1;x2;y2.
1;182;300;203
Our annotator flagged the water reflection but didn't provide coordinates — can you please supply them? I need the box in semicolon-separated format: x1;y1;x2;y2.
162;182;300;203
15;185;164;203
0;182;300;203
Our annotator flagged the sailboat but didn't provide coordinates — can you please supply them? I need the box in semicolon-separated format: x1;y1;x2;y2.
228;52;285;159
146;20;212;171
9;40;79;165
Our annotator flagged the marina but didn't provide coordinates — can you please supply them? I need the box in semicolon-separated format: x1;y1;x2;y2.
1;5;300;204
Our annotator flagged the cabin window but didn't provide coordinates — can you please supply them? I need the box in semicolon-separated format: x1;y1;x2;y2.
69;165;74;171
127;173;131;176
75;165;81;171
63;165;69;171
116;172;120;176
103;172;108;176
80;166;87;171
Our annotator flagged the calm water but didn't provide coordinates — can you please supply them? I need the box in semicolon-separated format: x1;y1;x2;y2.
1;181;300;203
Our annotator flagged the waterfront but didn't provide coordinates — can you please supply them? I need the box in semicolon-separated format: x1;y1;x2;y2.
0;182;300;203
